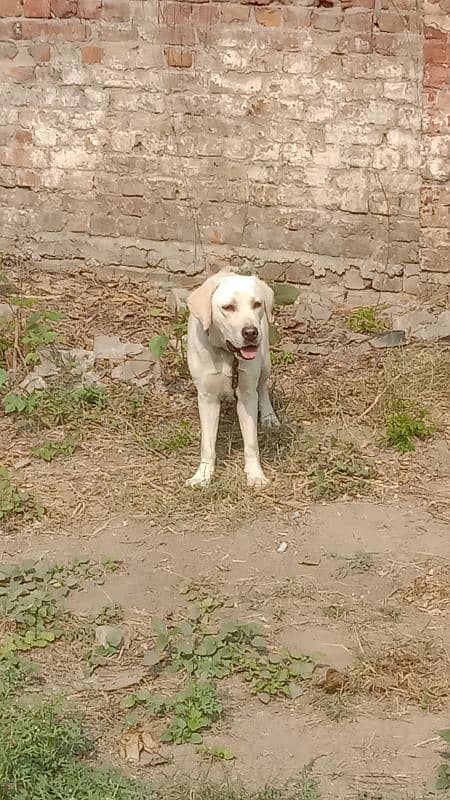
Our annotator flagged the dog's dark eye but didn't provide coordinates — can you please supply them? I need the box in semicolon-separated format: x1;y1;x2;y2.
222;304;235;312
253;301;262;309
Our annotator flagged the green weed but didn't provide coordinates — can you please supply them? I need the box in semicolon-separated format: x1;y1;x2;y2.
271;350;295;368
0;558;120;661
31;437;78;462
146;420;194;454
122;607;319;745
3;386;107;428
383;405;435;453
347;307;385;334
198;745;236;761
0;689;157;800
307;440;376;501
0;468;43;524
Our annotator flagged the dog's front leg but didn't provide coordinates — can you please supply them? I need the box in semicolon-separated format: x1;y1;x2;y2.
186;392;220;488
236;388;268;489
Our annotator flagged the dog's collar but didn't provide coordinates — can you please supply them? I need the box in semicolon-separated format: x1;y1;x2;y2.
231;355;239;393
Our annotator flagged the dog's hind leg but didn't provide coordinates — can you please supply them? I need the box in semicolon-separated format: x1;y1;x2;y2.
258;354;280;429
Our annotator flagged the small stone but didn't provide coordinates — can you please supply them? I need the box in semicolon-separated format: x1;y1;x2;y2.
95;625;124;649
0;303;13;320
391;310;435;338
421;310;450;342
110;348;160;386
93;335;143;361
19;373;47;392
297;343;330;355
369;330;406;349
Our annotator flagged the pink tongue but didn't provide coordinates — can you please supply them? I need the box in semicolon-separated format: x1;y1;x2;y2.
239;346;258;360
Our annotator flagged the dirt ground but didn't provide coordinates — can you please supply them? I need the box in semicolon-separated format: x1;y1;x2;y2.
1;267;449;799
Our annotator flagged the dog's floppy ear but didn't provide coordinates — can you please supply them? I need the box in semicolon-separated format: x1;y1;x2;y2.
187;271;230;331
257;279;274;324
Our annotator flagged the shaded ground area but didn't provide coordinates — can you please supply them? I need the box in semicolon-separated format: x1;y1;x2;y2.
0;266;449;799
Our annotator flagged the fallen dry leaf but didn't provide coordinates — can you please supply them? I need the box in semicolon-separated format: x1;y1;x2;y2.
119;727;168;766
317;667;349;694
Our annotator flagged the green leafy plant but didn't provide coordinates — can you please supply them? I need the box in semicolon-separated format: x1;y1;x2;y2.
0;558;120;661
146;420;194;454
383;405;435;453
271;350;295;368
122;681;222;745
149;334;169;360
271;283;299;306
436;729;450;791
22;309;63;364
198;745;236;761
2;386;107;427
347;307;385;334
0;468;43;523
307;441;376;501
31;437;78;462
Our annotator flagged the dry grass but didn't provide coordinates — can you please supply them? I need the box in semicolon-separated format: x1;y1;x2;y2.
352;638;450;710
398;562;450;614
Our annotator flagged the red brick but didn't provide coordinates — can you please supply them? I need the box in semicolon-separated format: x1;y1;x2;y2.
78;0;101;18
158;25;196;46
312;9;342;30
192;3;218;25
283;7;312;27
81;43;103;62
255;7;282;26
221;4;250;23
17;169;42;187
21;18;90;38
102;0;129;21
98;24;137;40
424;40;448;64
424;64;449;88
29;42;51;60
341;0;374;8
0;0;22;16
15;128;33;144
342;9;373;31
23;0;50;17
50;0;78;17
160;1;192;26
376;11;404;32
0;18;22;37
165;46;192;68
424;25;447;40
4;65;35;81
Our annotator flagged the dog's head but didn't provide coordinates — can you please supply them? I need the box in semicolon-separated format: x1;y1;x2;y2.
187;271;274;361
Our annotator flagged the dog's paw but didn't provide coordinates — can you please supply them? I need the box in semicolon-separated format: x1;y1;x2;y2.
186;463;214;488
261;412;280;429
246;469;269;489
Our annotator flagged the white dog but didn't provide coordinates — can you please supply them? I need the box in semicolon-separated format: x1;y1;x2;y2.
186;271;280;489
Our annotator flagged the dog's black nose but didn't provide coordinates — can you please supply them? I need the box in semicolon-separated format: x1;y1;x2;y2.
242;326;258;342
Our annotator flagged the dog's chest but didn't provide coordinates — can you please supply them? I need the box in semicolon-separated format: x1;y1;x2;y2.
202;361;235;398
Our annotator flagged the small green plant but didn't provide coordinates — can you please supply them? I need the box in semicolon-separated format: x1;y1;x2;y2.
122;681;222;745
436;729;450;791
271;350;295;368
146;420;194;454
307;442;376;501
21;309;63;364
347;307;385;334
0;558;120;661
383;405;435;453
2;386;107;427
0;468;43;524
31;437;78;462
198;745;236;761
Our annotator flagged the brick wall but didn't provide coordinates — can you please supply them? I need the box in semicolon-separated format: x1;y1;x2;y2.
0;0;448;293
420;0;450;289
